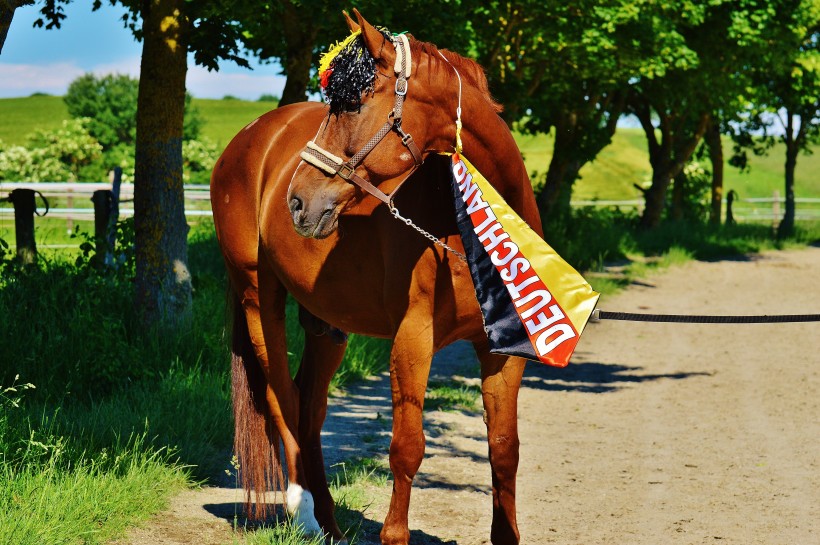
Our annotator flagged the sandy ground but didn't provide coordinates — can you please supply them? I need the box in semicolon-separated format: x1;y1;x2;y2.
119;246;820;545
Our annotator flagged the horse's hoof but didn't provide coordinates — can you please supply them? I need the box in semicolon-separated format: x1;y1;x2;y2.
286;484;323;535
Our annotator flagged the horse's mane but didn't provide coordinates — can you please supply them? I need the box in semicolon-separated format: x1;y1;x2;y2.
408;37;503;114
318;29;502;115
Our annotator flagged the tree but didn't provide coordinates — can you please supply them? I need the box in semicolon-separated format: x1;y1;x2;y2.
625;0;780;229
241;0;475;107
467;1;694;225
64;73;202;151
1;0;71;53
754;0;819;237
89;0;247;327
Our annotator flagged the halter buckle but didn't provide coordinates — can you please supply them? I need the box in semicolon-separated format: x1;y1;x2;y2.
395;77;408;96
337;163;355;181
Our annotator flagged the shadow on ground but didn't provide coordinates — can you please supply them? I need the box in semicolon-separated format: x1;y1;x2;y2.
524;361;713;394
200;502;456;545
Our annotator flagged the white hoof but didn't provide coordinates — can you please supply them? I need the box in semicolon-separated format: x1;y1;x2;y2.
286;484;323;536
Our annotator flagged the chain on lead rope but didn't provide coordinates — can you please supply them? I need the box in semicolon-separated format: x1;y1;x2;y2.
389;203;467;262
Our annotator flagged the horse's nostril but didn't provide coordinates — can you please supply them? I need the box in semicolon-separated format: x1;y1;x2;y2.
290;197;303;213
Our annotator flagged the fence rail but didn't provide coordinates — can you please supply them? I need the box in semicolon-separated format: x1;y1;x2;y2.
571;196;820;221
0;182;212;219
3;182;820;223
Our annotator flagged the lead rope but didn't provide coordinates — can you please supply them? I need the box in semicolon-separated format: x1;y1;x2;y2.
591;309;820;324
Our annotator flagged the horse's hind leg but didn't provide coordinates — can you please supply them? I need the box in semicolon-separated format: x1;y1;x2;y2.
474;341;526;545
294;314;348;542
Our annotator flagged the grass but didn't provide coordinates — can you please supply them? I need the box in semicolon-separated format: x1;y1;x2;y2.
425;380;481;413
0;95;273;150
192;98;277;149
515;126;820;201
2;93;820;545
0;95;69;146
0;377;192;545
0;220;392;545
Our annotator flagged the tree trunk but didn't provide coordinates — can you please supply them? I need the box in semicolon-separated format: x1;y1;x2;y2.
277;0;317;106
705;121;724;225
134;0;192;327
0;0;22;54
639;170;673;229
537;113;577;221
638;112;710;229
671;170;686;221
777;140;798;238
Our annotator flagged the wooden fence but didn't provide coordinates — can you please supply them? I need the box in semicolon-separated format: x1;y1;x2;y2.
2;180;818;262
571;194;820;222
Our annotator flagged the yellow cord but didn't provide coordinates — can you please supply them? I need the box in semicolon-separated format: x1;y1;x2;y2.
318;30;362;74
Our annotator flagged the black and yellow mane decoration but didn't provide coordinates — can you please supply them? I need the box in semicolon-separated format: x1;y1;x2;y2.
318;27;393;115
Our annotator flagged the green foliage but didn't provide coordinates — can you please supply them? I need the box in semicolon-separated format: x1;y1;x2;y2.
0;370;191;545
0;119;102;182
182;137;219;184
258;93;279;102
64;73;203;151
64;74;139;152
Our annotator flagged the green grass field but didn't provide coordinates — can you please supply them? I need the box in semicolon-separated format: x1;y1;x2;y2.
3;95;819;199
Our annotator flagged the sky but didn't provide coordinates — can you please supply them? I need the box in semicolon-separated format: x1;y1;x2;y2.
0;4;287;100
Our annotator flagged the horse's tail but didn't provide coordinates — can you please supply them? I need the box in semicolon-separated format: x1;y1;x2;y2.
230;293;284;520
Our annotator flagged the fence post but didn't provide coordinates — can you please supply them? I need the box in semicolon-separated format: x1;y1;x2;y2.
772;190;781;228
106;167;122;266
726;190;737;225
91;189;113;263
7;188;37;265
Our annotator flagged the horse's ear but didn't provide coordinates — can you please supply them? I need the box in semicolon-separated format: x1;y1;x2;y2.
342;10;359;32
353;8;396;68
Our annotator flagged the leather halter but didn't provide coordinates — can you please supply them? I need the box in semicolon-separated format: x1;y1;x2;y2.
299;34;423;206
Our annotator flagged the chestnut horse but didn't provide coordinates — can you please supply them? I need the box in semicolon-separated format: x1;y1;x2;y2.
211;10;542;545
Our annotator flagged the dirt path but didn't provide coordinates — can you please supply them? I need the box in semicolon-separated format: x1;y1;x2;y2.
120;247;820;545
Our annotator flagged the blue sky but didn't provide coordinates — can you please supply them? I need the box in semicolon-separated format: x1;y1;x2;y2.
0;3;287;99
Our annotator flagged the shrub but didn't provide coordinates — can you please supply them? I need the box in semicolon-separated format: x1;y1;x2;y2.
0;119;102;182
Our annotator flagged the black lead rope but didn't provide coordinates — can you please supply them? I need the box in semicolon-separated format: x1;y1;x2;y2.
591;309;820;324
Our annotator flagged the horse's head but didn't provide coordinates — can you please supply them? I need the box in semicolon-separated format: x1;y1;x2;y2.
287;10;450;239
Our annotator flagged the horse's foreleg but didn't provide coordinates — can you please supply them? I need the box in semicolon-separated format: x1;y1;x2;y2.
380;316;434;545
255;262;321;535
294;326;348;542
474;342;526;545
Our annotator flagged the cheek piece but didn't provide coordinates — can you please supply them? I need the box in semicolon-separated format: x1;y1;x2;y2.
299;34;423;207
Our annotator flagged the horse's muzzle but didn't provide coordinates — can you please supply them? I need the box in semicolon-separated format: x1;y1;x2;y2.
289;196;339;239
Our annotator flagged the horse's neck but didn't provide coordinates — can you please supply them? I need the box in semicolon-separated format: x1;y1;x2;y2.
456;90;538;228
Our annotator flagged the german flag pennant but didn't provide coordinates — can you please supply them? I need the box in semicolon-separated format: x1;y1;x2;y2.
450;153;600;367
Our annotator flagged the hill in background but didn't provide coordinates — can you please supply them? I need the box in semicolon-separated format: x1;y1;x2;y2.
1;95;817;199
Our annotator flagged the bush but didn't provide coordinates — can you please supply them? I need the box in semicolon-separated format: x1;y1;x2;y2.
0;119;102;182
64;73;203;151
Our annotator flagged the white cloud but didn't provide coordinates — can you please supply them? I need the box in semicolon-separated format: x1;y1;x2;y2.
0;56;287;101
0;62;85;97
91;56;141;79
186;64;286;100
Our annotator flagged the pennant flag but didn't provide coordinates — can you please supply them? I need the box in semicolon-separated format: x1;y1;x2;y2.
450;153;600;367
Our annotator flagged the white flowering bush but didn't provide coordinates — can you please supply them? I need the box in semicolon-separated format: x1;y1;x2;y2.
0;119;103;182
182;137;219;184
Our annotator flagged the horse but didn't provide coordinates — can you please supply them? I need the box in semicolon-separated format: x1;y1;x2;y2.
210;9;543;545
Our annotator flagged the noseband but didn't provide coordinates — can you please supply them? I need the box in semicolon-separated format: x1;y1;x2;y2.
299;34;423;206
